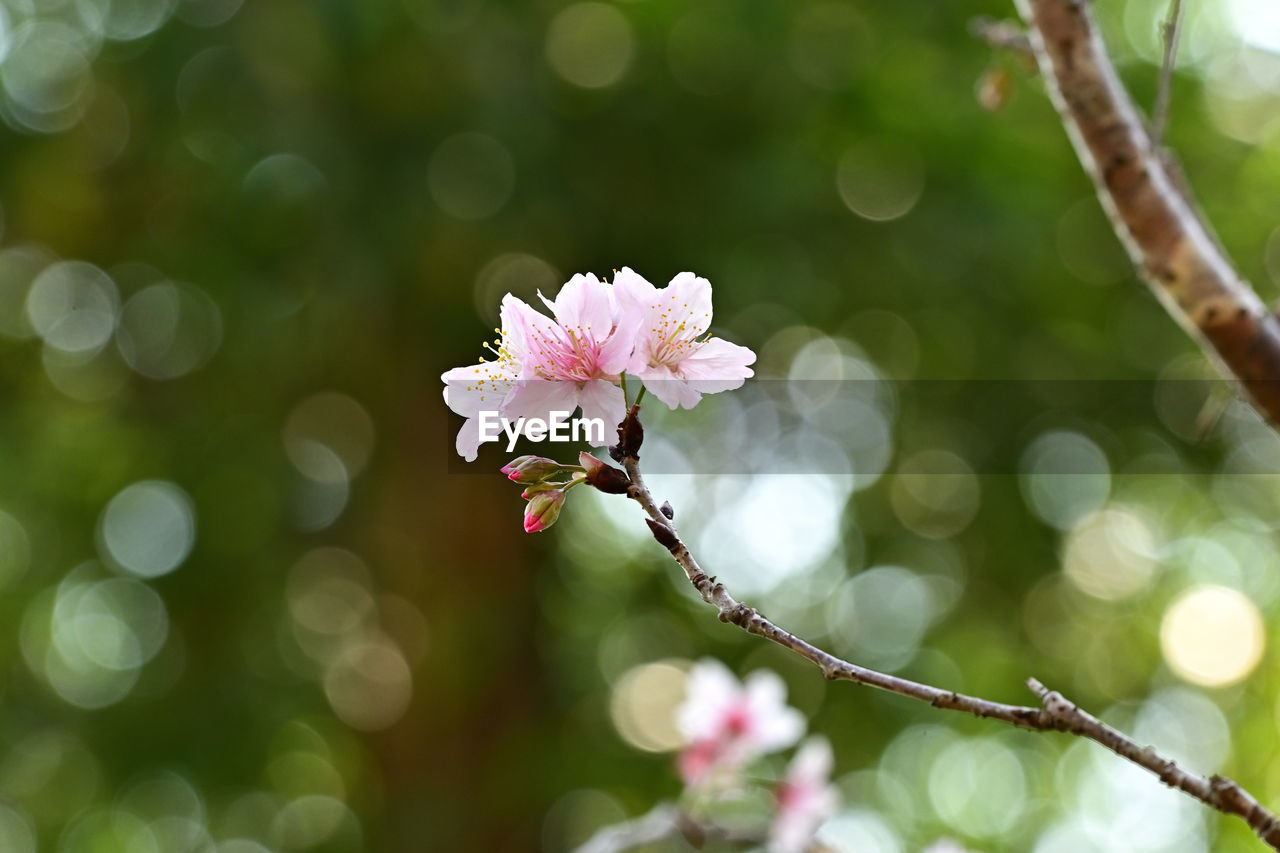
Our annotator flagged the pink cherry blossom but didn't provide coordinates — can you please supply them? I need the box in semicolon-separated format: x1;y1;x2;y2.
442;274;637;460
441;294;527;461
675;659;804;786
614;268;756;410
769;737;839;853
501;273;637;430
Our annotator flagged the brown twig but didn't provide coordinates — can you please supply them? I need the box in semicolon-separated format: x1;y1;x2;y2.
1014;0;1280;426
969;16;1033;57
605;409;1280;849
1152;0;1186;147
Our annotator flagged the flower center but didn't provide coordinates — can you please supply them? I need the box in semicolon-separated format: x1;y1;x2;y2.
528;323;605;382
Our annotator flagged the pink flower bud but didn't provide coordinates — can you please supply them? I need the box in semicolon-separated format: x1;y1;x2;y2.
523;489;566;533
520;481;558;500
579;451;605;475
501;455;562;484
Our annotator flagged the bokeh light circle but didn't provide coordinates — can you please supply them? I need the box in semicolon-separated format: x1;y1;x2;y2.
1020;430;1111;530
836;141;925;222
323;634;413;731
1160;585;1264;687
0;804;35;853
116;281;223;379
99;480;197;578
1062;506;1158;601
26;260;119;354
545;3;634;89
609;660;687;752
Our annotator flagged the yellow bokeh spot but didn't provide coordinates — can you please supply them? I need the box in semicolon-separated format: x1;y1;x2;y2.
1160;585;1265;687
1063;507;1156;601
608;661;687;753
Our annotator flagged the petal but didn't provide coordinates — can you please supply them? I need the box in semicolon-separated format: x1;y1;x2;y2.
676;659;740;740
677;337;756;393
502;378;582;424
504;295;563;376
442;362;515;417
614;268;661;371
787;737;833;786
630;365;686;410
454;416;483;461
663;271;714;337
595;308;642;377
577;379;627;431
743;670;804;752
542;273;614;341
498;293;530;360
613;267;659;307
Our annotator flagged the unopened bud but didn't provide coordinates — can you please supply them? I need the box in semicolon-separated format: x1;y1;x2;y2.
501;455;562;484
579;452;630;494
520;481;558;500
646;518;679;551
523;490;565;533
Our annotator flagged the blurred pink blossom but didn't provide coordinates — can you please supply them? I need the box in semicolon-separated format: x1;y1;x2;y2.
769;737;839;853
675;659;804;786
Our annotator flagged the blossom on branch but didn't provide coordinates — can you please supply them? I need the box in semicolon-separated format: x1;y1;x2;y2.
675;659;804;786
500;273;637;431
615;268;756;410
442;268;756;460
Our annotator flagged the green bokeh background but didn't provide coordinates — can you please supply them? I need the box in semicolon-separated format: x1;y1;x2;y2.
3;0;1280;851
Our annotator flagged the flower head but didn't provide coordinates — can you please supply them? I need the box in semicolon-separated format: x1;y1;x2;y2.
500;273;637;430
769;737;839;853
614;268;756;410
443;267;753;462
675;659;805;786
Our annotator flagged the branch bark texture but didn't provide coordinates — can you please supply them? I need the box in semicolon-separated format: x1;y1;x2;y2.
608;413;1280;849
1014;0;1280;424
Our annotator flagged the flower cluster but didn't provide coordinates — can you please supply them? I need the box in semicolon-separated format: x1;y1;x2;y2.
675;659;839;853
496;451;630;533
441;269;756;461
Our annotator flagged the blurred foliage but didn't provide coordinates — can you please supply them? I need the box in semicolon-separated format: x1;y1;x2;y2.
3;0;1280;851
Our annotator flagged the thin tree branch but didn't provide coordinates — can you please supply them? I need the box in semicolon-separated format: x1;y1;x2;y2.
969;16;1033;58
1152;0;1186;147
603;411;1280;849
572;803;769;853
1013;0;1280;426
573;804;681;853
